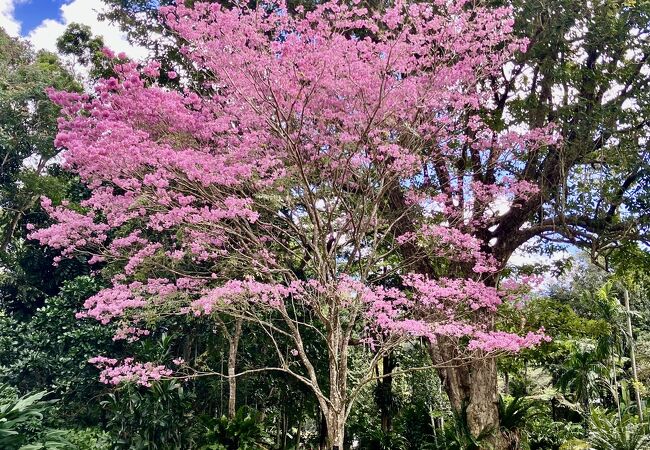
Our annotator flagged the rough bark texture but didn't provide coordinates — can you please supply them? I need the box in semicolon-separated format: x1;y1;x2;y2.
431;339;503;448
318;411;328;450
326;409;345;450
466;359;501;443
324;317;347;450
227;318;243;419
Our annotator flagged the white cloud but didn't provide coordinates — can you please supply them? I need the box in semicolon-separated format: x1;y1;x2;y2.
0;0;22;36
27;0;147;60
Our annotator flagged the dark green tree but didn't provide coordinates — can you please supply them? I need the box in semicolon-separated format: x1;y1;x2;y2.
56;23;116;80
0;28;88;316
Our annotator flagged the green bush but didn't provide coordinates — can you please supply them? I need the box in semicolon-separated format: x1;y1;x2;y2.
588;408;650;450
62;428;112;450
0;384;53;449
198;406;271;450
559;439;590;450
101;379;197;449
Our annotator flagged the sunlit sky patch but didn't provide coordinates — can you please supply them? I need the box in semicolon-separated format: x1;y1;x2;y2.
1;0;146;58
13;0;65;34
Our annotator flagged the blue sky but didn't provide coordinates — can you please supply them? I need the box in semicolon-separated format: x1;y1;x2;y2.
0;0;145;58
14;0;66;35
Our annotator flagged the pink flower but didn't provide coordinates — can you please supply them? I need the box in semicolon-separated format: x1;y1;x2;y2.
89;356;173;387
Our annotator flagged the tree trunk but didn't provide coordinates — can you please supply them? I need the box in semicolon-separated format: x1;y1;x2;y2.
325;408;346;450
318;411;328;450
378;353;396;433
281;405;288;449
294;417;302;449
322;304;349;450
466;358;502;446
611;353;621;421
227;318;243;419
432;340;504;449
623;287;644;421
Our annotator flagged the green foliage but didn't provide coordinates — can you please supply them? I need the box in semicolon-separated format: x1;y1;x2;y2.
346;347;448;450
0;28;89;318
55;24;118;81
0;276;115;423
60;428;112;450
498;392;586;450
0;384;65;450
198;407;270;450
559;439;590;450
527;418;585;450
557;346;609;411
101;380;197;449
498;395;539;449
499;396;537;430
587;408;650;450
393;402;440;450
496;261;650;449
18;430;73;450
427;404;495;450
0;28;79;252
0;385;49;448
355;428;408;450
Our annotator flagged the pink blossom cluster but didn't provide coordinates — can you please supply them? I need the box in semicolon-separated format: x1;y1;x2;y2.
76;284;146;324
77;278;179;324
404;274;502;311
88;356;173;387
419;225;499;273
468;330;551;353
113;326;151;342
192;279;304;314
29;198;109;260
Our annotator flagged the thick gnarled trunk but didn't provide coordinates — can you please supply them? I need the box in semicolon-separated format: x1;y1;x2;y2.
465;358;501;445
432;340;504;449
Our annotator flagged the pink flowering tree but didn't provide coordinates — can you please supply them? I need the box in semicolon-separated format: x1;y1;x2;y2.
31;1;557;447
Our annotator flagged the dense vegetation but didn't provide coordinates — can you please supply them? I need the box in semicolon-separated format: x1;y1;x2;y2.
1;0;649;449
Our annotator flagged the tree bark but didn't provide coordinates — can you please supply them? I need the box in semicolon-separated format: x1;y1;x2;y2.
466;358;501;445
378;353;396;433
432;340;504;448
326;408;346;450
294;417;302;449
623;287;644;421
227;318;243;419
318;411;328;450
